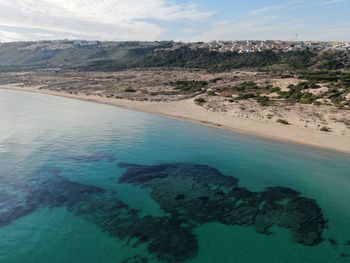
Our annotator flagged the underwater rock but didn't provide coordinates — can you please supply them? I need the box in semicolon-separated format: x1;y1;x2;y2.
0;176;105;227
329;238;338;247
24;176;105;208
174;194;186;201
119;163;327;247
0;204;36;228
131;216;197;263
71;194;198;263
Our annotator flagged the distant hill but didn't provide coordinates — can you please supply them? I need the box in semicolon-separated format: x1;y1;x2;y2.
0;41;349;72
0;41;172;71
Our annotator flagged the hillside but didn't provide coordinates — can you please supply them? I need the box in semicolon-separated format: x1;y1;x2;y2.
0;41;349;72
0;41;171;71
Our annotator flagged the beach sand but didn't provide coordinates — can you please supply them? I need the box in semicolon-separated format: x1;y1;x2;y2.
2;84;350;155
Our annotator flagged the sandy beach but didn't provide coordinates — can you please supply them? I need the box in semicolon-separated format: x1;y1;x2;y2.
2;84;350;155
2;84;350;154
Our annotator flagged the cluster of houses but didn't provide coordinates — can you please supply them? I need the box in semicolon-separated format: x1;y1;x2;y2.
172;40;350;53
18;41;74;51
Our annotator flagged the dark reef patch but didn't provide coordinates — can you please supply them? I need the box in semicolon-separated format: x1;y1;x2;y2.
0;162;328;262
119;163;326;248
0;175;105;228
329;238;338;247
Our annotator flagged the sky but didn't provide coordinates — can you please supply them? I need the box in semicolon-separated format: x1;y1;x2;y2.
0;0;349;42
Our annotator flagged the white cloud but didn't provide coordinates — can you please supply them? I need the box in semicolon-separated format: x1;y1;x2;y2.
248;1;306;16
249;0;348;17
0;0;213;41
319;0;348;5
0;29;27;41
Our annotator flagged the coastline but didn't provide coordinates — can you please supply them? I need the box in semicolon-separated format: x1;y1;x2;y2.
2;85;350;155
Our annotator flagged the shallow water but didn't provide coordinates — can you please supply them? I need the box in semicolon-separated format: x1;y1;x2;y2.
0;89;350;263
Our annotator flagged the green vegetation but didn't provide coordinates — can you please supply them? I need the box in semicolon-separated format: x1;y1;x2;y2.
137;48;282;71
312;51;350;70
222;81;260;100
256;95;271;106
225;81;261;95
299;71;350;85
236;93;257;100
278;83;318;104
135;48;349;72
0;41;172;71
323;88;347;108
217;77;348;108
268;85;281;93
233;81;259;91
171;80;208;93
282;50;315;69
218;81;273;106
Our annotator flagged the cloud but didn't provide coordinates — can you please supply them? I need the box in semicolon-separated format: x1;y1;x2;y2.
0;29;26;42
319;0;348;5
249;0;349;16
248;1;303;16
0;0;213;41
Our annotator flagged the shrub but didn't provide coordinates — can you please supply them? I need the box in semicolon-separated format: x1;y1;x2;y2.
300;92;317;104
277;119;290;125
194;97;206;104
278;85;317;104
298;81;320;90
237;93;256;100
172;80;208;93
269;86;281;93
320;126;331;132
125;87;136;92
257;96;270;106
234;81;259;91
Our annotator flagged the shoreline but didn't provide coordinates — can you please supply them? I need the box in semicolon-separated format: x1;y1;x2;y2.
2;85;350;155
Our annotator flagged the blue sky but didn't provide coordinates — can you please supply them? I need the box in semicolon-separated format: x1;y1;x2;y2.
0;0;349;42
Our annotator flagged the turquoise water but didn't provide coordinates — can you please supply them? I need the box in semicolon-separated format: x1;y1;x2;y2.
0;89;350;262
